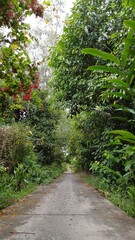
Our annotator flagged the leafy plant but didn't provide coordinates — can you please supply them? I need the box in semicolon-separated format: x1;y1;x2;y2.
49;0;127;115
81;0;135;194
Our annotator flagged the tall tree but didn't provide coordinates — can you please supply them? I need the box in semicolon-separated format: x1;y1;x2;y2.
49;0;135;193
0;0;44;121
49;0;130;115
26;0;65;87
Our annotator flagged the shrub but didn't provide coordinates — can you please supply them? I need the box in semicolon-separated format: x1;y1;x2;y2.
0;123;34;173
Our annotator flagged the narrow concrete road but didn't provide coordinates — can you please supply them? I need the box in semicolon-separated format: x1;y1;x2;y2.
0;173;135;240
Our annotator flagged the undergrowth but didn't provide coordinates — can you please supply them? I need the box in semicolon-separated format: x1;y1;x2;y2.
0;164;64;210
80;172;135;218
0;183;37;210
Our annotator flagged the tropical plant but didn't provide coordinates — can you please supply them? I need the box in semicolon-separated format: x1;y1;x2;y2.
81;0;135;188
49;0;132;114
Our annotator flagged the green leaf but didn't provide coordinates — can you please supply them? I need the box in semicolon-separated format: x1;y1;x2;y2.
126;108;135;115
127;59;135;85
125;161;133;172
118;137;135;144
82;48;120;64
102;91;129;100
123;0;135;9
116;107;135;115
43;0;51;6
126;49;135;57
109;130;135;141
111;116;128;122
101;84;114;89
108;79;129;88
129;0;135;9
124;38;135;45
121;28;134;68
87;65;123;75
126;146;135;152
106;79;130;92
124;20;135;29
0;81;3;87
110;33;117;39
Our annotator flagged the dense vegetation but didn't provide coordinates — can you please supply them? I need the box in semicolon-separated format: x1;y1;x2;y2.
0;0;65;210
0;0;135;217
0;91;66;209
49;0;135;216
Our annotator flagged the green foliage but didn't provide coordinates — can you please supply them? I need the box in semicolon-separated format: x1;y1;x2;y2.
26;90;64;165
109;130;135;144
0;0;44;27
0;0;66;212
87;66;123;75
0;0;42;118
1;45;36;92
80;0;135;192
0;123;34;172
49;0;127;114
0;163;64;210
0;86;67;210
69;110;111;172
122;0;135;9
81;172;135;217
49;0;135;215
1;0;135;217
82;48;120;64
109;191;135;217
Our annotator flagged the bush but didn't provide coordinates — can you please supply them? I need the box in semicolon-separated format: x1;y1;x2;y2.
0;123;34;173
0;163;65;210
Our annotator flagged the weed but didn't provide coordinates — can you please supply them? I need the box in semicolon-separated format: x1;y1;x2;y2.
0;164;64;210
80;172;135;217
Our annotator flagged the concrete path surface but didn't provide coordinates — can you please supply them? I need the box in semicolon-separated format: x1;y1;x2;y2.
0;173;135;240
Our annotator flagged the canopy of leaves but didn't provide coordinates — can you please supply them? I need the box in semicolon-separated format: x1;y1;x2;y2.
0;0;44;27
0;0;45;120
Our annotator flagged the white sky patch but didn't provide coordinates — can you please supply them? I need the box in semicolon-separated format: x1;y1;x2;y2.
65;0;75;13
26;0;75;28
24;0;76;65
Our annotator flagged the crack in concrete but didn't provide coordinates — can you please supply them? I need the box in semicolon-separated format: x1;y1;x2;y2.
10;232;35;235
17;213;95;216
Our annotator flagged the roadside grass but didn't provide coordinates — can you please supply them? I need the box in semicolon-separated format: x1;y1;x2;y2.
80;172;135;218
108;191;135;217
0;164;65;210
0;183;38;210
